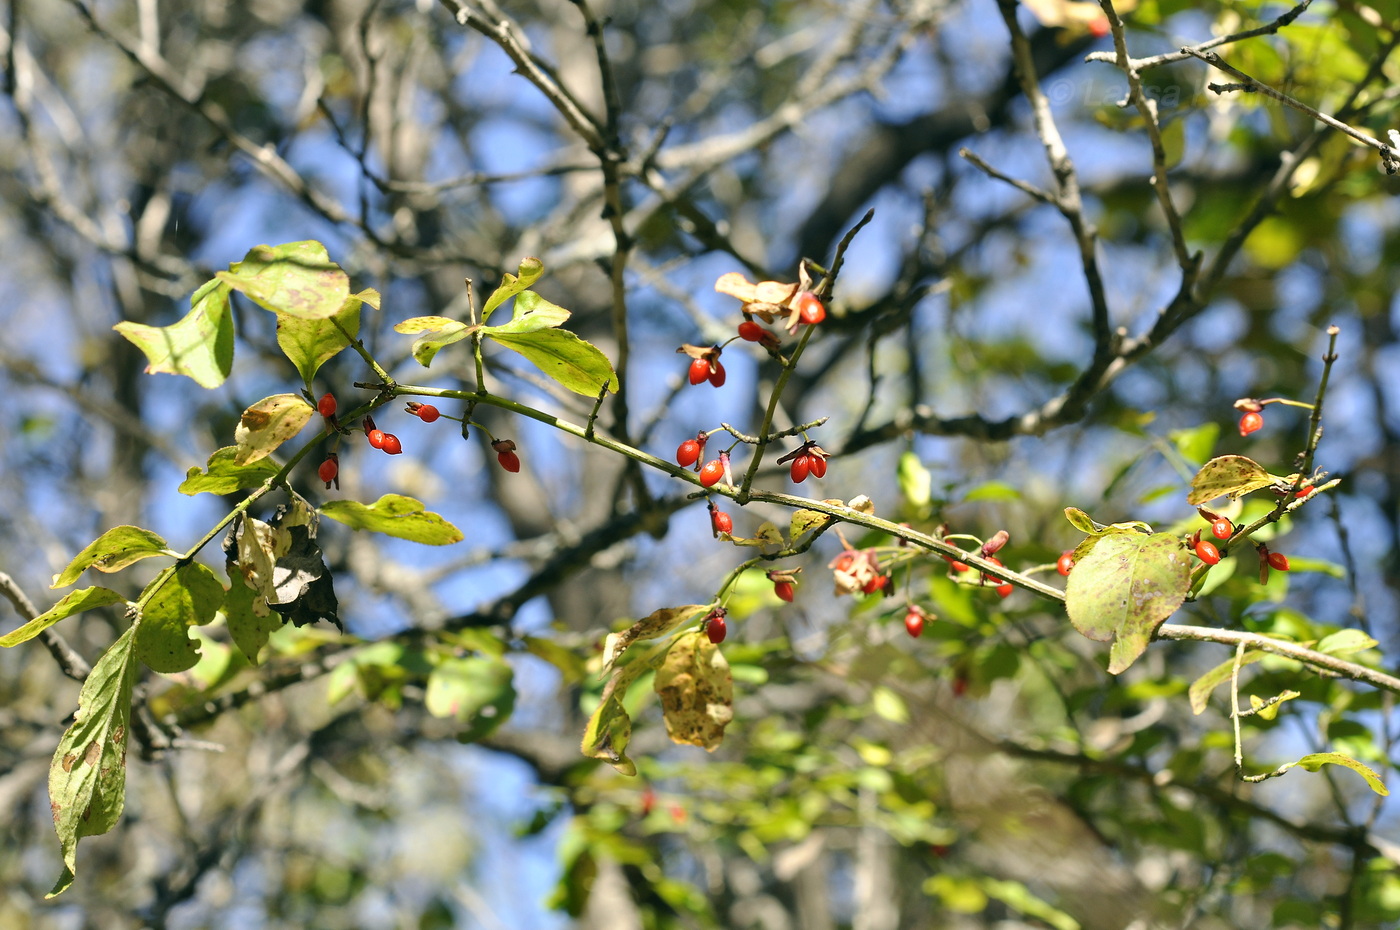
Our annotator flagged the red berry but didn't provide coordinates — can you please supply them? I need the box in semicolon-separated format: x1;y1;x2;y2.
862;574;888;595
698;459;724;487
981;555;1004;584
904;610;924;638
711;508;733;536
790;454;811;484
774;581;794;603
952;675;969;697
737;320;765;342
1296;487;1315;499
996;583;1013;598
706;615;727;644
796;291;826;325
1195;539;1221;565
1268;551;1290;572
949;560;970;573
381;433;403;455
1239;411;1264;436
676;439;701;468
317;392;337;418
410;402;440;423
1212;517;1233;540
1088;15;1109;38
688;357;711;385
707;361;727;387
318;455;338;487
809;454;827;478
367;429;386;449
498;450;521;472
1056;551;1074;576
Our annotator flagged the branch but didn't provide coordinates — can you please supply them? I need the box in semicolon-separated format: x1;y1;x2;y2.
0;572;91;681
1084;0;1314;72
1183;46;1400;173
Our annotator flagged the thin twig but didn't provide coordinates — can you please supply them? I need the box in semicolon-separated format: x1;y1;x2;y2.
1183;47;1399;172
1084;0;1314;71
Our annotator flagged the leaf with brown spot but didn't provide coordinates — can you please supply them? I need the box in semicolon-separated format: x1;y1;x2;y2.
654;630;733;751
47;626;138;897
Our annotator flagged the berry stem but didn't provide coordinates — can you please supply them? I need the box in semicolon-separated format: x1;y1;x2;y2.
735;322;818;502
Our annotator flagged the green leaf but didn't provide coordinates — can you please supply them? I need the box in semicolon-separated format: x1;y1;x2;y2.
654;629;733;751
393;316;474;368
114;280;234;389
220;568;283;664
178;446;281;496
276;288;377;385
1169;422;1220;467
52;526;172;588
897;452;932;509
216;241;350;320
1316;629;1379;656
1289;752;1389;796
0;587;127;647
581;641;669;775
1065;532;1193;674
319;494;464;545
523;634;587;684
486;289;571;334
485;327;618;396
602;604;708;672
1187;455;1284;506
135;562;224;673
871;685;909;724
481;256;545;323
1251;690;1300;721
425;657;517;742
232;393;316;466
962;480;1020;502
47;626;138;897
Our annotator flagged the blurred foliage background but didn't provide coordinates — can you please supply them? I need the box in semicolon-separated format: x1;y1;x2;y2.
3;0;1400;927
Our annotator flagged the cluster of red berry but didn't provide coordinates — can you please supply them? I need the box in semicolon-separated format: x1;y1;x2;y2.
673;286;841;643
312;392;522;490
1188;508;1291;577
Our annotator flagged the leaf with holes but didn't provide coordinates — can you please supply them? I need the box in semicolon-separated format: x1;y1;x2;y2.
1065;532;1193;674
135;562;224;673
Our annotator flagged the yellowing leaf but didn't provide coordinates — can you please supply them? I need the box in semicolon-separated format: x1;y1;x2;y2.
52;526;172;588
654;630;733;751
216;241;349;320
276;288;376;384
233;394;316;466
481;256;545;323
1065;532;1193;674
1187;455;1282;506
602;604;708;672
319;494;464;545
179;446;281;496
